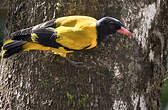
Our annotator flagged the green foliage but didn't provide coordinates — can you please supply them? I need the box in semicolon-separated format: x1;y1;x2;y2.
66;92;75;105
56;2;62;10
161;77;168;110
66;92;89;107
79;94;89;106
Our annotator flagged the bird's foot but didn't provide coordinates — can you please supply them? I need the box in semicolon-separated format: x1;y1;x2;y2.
65;57;85;67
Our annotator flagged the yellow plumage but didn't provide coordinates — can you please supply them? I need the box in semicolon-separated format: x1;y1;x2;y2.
23;42;72;57
1;16;98;58
32;16;97;56
52;16;97;51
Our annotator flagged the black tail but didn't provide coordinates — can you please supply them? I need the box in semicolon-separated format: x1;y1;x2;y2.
0;40;26;58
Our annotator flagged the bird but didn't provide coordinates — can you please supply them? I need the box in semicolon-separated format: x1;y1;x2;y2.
0;16;133;64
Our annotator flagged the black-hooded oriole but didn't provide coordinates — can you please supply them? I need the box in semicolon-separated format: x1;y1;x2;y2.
1;16;133;59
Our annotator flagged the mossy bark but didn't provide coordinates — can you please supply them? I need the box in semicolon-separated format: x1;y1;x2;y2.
0;0;168;110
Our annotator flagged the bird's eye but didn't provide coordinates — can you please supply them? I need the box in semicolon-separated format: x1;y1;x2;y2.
110;25;115;30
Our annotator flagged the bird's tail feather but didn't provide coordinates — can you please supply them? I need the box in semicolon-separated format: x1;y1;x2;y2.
0;40;52;58
0;40;26;58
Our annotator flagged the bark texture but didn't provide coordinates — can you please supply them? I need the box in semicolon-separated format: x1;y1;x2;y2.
0;0;168;110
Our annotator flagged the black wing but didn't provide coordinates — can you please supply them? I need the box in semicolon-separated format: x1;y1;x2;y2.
11;19;56;41
31;28;81;51
31;28;60;48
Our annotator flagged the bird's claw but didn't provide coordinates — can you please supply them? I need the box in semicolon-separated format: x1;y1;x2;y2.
65;57;85;67
70;60;83;66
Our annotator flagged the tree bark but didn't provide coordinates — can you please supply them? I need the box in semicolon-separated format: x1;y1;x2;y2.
0;0;167;110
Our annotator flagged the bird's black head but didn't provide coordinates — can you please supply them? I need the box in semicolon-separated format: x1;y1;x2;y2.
96;17;133;41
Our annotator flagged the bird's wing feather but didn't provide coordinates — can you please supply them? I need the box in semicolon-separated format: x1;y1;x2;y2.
11;19;56;41
31;26;91;51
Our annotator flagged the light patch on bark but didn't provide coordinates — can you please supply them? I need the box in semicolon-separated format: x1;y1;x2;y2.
149;49;154;62
131;94;147;110
113;99;127;110
133;3;156;49
114;63;121;78
139;96;148;110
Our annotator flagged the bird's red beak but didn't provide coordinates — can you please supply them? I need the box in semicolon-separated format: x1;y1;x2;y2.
117;27;133;37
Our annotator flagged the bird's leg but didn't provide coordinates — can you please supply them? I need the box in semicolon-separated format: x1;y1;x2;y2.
65;57;84;66
58;52;84;66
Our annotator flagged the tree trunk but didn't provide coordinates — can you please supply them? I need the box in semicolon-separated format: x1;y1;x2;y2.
0;0;167;110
